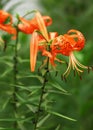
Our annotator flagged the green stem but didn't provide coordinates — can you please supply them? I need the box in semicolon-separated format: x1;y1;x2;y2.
22;10;36;18
34;57;49;130
13;25;19;128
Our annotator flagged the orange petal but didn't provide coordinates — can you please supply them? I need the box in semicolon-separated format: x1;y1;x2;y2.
18;17;38;34
35;11;49;41
49;32;58;39
30;32;38;72
18;17;32;34
67;29;85;51
42;50;52;58
0;10;12;24
0;24;16;35
43;16;52;26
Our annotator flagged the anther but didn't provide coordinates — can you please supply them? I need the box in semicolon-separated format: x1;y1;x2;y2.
79;75;82;80
62;75;67;82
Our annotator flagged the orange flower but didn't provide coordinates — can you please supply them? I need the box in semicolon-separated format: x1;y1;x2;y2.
18;11;52;37
51;29;89;78
0;10;16;38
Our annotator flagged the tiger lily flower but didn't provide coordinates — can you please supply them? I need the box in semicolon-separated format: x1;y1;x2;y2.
51;29;90;79
0;10;16;38
18;11;52;71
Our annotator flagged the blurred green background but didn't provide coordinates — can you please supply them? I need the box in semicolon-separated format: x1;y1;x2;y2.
0;0;93;130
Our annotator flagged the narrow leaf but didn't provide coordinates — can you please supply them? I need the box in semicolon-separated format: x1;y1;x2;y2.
48;89;71;95
48;111;76;121
0;128;19;130
37;114;50;127
2;98;10;111
48;81;68;93
55;124;61;130
11;84;41;92
18;74;43;83
0;118;25;122
0;68;12;78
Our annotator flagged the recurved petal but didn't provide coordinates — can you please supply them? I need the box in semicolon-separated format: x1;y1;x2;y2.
18;17;39;34
67;29;85;51
0;10;12;24
43;16;52;26
0;24;16;34
18;17;32;34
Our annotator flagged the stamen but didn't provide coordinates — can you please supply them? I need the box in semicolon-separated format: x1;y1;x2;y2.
62;75;67;82
79;75;82;80
71;52;88;69
70;54;83;73
63;57;72;78
62;52;89;79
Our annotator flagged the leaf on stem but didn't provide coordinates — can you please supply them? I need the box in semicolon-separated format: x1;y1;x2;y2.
18;74;43;83
48;111;77;121
0;128;19;130
48;81;68;93
37;114;50;127
55;124;61;130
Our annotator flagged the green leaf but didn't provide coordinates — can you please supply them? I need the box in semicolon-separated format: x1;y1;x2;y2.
18;57;29;63
48;81;68;93
37;114;50;127
0;60;13;67
0;56;12;60
48;111;77;122
48;89;71;96
26;104;36;113
0;128;19;130
14;112;26;130
2;98;10;111
18;74;43;83
55;124;61;130
15;93;25;103
11;84;41;92
0;68;12;78
15;93;38;113
4;17;11;24
0;118;25;122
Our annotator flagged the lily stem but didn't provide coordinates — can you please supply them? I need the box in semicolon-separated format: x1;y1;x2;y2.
34;57;49;130
13;24;19;128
